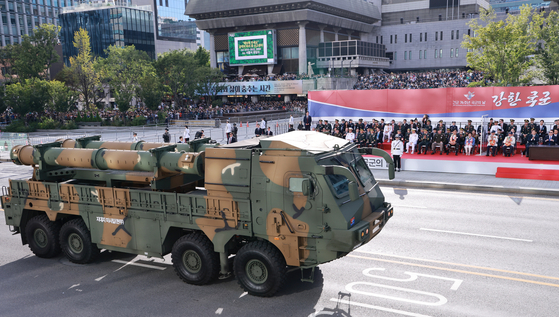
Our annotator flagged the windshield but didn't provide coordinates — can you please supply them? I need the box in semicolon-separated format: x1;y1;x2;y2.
352;158;375;189
325;174;349;197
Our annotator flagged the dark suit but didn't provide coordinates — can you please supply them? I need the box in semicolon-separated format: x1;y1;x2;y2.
303;115;312;130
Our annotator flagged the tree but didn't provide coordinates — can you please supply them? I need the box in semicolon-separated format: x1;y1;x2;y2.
4;79;51;117
0;45;17;83
531;10;559;85
194;67;224;108
68;28;103;110
138;67;164;111
13;24;61;81
194;46;210;67
99;45;152;113
47;80;79;113
462;5;537;86
155;49;197;108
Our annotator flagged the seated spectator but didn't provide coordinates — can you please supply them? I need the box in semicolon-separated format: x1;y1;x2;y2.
543;131;556;146
345;128;356;143
464;133;475;155
525;129;539;157
431;130;445;155
503;132;515;157
406;130;418;154
486;131;498;157
446;130;459;155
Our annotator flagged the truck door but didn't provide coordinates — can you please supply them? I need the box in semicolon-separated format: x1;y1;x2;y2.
284;173;323;235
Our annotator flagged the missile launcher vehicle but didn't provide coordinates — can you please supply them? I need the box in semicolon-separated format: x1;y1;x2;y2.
1;131;394;296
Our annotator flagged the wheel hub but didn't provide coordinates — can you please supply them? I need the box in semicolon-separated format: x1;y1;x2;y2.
68;233;84;253
183;250;201;273
246;259;268;284
34;229;48;248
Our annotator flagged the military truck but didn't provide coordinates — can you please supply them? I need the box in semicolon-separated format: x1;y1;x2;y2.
1;131;394;296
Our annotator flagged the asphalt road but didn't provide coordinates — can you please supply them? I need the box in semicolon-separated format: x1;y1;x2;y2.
0;162;557;317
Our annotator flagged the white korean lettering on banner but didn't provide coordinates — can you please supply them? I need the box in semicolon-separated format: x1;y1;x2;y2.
364;156;388;170
491;90;553;107
492;91;506;107
507;92;521;107
216;80;303;96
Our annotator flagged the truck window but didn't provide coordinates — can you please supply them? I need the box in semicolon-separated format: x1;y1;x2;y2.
352;158;374;188
326;174;349;197
289;177;304;192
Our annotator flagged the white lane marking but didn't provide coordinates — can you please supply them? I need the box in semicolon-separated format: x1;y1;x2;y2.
95;275;107;282
239;292;248;298
111;259;167;270
419;228;533;242
215;308;223;315
68;284;80;290
392;205;427;209
362;268;462;290
329;299;432;317
346;282;447;306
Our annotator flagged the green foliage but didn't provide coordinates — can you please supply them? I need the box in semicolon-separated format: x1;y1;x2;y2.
462;5;537;86
138;67;164;111
4;120;38;132
13;24;61;81
61;121;78;130
47;80;78;113
531;10;559;85
0;45;16;83
195;67;225;107
155;49;198;108
38;117;61;129
194;47;210;67
5;78;51;116
68;28;103;110
99;45;152;113
157;111;167;123
130;116;147;126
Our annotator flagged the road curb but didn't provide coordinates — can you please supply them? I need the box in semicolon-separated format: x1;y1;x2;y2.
377;179;559;197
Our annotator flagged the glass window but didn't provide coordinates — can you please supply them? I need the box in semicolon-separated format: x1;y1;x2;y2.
8;2;15;12
435;32;438;41
380;35;382;44
451;30;454;40
390;34;392;44
405;34;407;43
424;50;427;59
419;50;422;59
326;174;349;197
291;46;298;59
32;5;38;15
352;158;374;188
288;178;304;192
404;51;407;60
420;33;422;42
440;31;443;40
395;34;397;43
450;48;454;58
394;51;397;60
39;0;43;5
439;49;443;58
456;30;459;39
408;50;411;60
434;49;437;59
455;48;458;57
410;34;412;42
425;32;427;41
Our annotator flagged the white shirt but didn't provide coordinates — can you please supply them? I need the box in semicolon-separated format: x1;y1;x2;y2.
490;125;501;134
345;132;355;142
183;128;190;139
391;140;404;155
225;122;231;133
133;136;138;142
289;116;294;125
409;133;418;144
261;120;266;129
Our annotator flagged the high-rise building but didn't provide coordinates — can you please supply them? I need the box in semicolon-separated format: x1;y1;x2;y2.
131;0;198;55
59;1;155;65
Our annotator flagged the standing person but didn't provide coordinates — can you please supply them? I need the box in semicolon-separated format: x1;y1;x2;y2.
391;134;404;172
261;118;266;130
303;111;312;130
162;128;171;143
225;120;232;135
132;132;139;142
183;125;190;142
289;115;294;126
232;123;238;140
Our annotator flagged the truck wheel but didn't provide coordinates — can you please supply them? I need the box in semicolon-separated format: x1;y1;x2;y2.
171;233;219;285
59;218;99;264
234;241;287;297
25;214;61;258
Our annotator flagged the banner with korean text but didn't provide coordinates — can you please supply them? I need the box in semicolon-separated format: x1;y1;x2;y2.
308;86;559;121
217;80;303;96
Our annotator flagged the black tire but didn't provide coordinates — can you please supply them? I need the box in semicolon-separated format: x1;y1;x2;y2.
25;214;61;258
234;241;287;297
59;218;99;264
171;233;219;285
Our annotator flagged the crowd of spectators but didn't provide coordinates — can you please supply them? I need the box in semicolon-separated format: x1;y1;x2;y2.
225;73;332;82
0;100;307;127
297;114;559;159
353;70;486;90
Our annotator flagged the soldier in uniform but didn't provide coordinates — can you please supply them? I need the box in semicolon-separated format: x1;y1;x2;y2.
163;128;171;143
424;120;433;134
345;127;355;143
332;128;343;139
528;118;536;132
431;129;446;154
323;120;332;134
449;121;458;133
434;120;446;133
507;119;517;136
356;119;365;132
417;129;431;154
520;119;531;144
464;120;475;134
315;119;323;132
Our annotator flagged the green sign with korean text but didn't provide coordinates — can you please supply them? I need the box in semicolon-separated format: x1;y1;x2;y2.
228;30;276;66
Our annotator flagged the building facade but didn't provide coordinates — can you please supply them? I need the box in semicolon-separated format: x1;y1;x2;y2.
59;2;155;65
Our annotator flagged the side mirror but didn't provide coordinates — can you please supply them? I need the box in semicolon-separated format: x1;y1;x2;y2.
348;181;360;201
301;179;312;196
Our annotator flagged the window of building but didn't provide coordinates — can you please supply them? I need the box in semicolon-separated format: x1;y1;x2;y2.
450;48;454;58
451;30;454;40
456;30;459;39
376;36;378;44
455;48;459;57
395;34;397;43
435;49;437;59
394;51;397;60
408;50;411;60
439;14;442;21
435;32;438;41
390;35;392;44
440;31;443;40
380;35;383;44
404;51;407;60
425;32;427;41
424;50;427;59
420;33;422;42
405;34;407;43
419;50;422;59
468;29;471;36
439;49;443;58
8;2;15;12
410;34;412;42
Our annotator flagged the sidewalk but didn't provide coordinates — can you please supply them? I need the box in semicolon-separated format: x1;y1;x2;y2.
376;170;559;197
